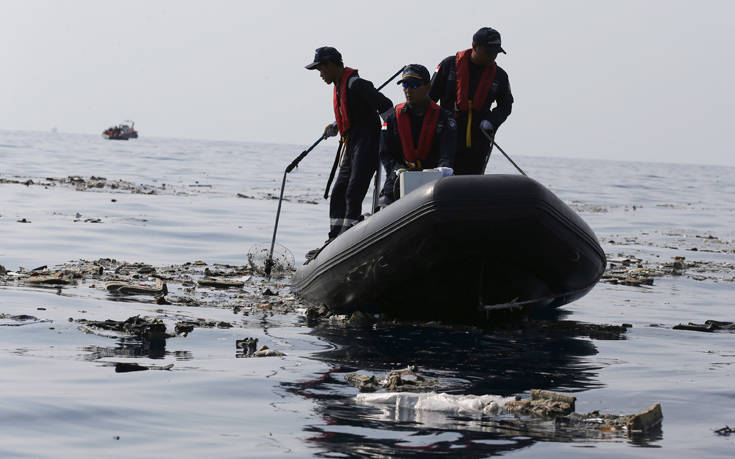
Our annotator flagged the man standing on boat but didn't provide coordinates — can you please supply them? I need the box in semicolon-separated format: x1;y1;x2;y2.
306;46;393;239
430;27;513;175
379;64;456;206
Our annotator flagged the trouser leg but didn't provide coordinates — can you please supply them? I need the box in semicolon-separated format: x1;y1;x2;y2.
454;129;493;175
328;154;351;239
328;132;379;236
343;134;377;231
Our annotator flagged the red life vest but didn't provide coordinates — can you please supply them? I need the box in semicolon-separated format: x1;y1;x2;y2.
455;49;496;113
455;49;496;148
395;102;441;164
333;67;357;136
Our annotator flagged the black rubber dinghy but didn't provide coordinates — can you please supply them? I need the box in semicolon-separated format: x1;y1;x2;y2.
292;175;606;322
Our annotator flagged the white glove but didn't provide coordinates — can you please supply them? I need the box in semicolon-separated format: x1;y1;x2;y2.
323;122;338;138
479;120;494;133
435;167;454;177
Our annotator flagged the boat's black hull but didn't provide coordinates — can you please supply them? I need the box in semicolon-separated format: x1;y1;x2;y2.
292;175;606;322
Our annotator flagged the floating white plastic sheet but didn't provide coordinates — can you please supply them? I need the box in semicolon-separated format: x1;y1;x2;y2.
354;392;516;416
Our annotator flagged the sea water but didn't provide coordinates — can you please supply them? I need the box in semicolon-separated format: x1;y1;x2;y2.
1;129;734;457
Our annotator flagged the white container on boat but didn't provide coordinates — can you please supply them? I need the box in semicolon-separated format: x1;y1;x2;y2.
399;170;442;198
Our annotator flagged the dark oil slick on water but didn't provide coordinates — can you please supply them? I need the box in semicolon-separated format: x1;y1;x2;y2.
1;130;734;458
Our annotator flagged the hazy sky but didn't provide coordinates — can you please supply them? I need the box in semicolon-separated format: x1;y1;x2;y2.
2;0;733;166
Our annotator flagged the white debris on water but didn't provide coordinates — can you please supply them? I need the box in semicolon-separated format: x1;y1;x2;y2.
354;392;516;416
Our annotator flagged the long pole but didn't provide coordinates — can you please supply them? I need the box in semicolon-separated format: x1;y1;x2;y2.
323;139;344;199
371;156;381;212
481;130;527;176
264;136;325;279
376;66;404;92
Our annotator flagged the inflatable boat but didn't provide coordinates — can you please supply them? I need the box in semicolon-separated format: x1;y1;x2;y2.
291;174;606;322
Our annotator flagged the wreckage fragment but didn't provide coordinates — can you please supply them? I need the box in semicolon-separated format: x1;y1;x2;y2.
197;278;244;289
345;366;438;392
22;269;82;286
350;375;663;438
673;320;735;332
236;337;259;356
504;389;576;417
106;278;167;296
252;345;285;357
78;315;168;341
113;362;174;373
627;403;663;432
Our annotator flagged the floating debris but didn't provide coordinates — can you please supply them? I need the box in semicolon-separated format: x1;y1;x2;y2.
174;322;195;336
236;337;259;357
106;278;168;296
0;174;187;196
602;254;735;286
23;268;82;286
355;388;662;436
355;391;508;416
252;345;285;357
237;191;319;205
602;255;656;286
115;362;148;373
112;362;174;373
504;389;576;417
556;402;663;434
346;366;438;393
175;319;233;333
197;278;244;289
0;314;50;326
77;315;168;341
673;320;735;333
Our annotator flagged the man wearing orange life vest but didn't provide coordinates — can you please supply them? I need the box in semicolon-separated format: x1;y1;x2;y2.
430;27;513;175
306;46;393;239
379;64;456;206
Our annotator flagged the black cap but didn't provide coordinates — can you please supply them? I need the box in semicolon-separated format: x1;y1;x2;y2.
305;46;342;69
396;64;431;85
472;27;506;54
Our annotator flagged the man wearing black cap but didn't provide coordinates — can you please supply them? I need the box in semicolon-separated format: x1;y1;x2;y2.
305;46;393;239
430;27;514;175
379;64;456;206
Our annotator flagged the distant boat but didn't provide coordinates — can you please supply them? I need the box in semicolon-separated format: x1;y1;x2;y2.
102;121;138;140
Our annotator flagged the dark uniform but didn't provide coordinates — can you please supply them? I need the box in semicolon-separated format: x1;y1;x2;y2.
379;103;456;204
306;47;393;239
329;70;393;237
430;28;513;175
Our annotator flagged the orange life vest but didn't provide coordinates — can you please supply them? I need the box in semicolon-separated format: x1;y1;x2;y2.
333;67;357;136
395;102;441;165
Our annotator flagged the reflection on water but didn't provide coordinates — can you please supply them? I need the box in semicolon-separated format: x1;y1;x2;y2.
79;339;193;361
283;315;635;456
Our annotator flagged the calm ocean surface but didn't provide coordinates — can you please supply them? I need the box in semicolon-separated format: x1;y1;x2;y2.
1;129;734;457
